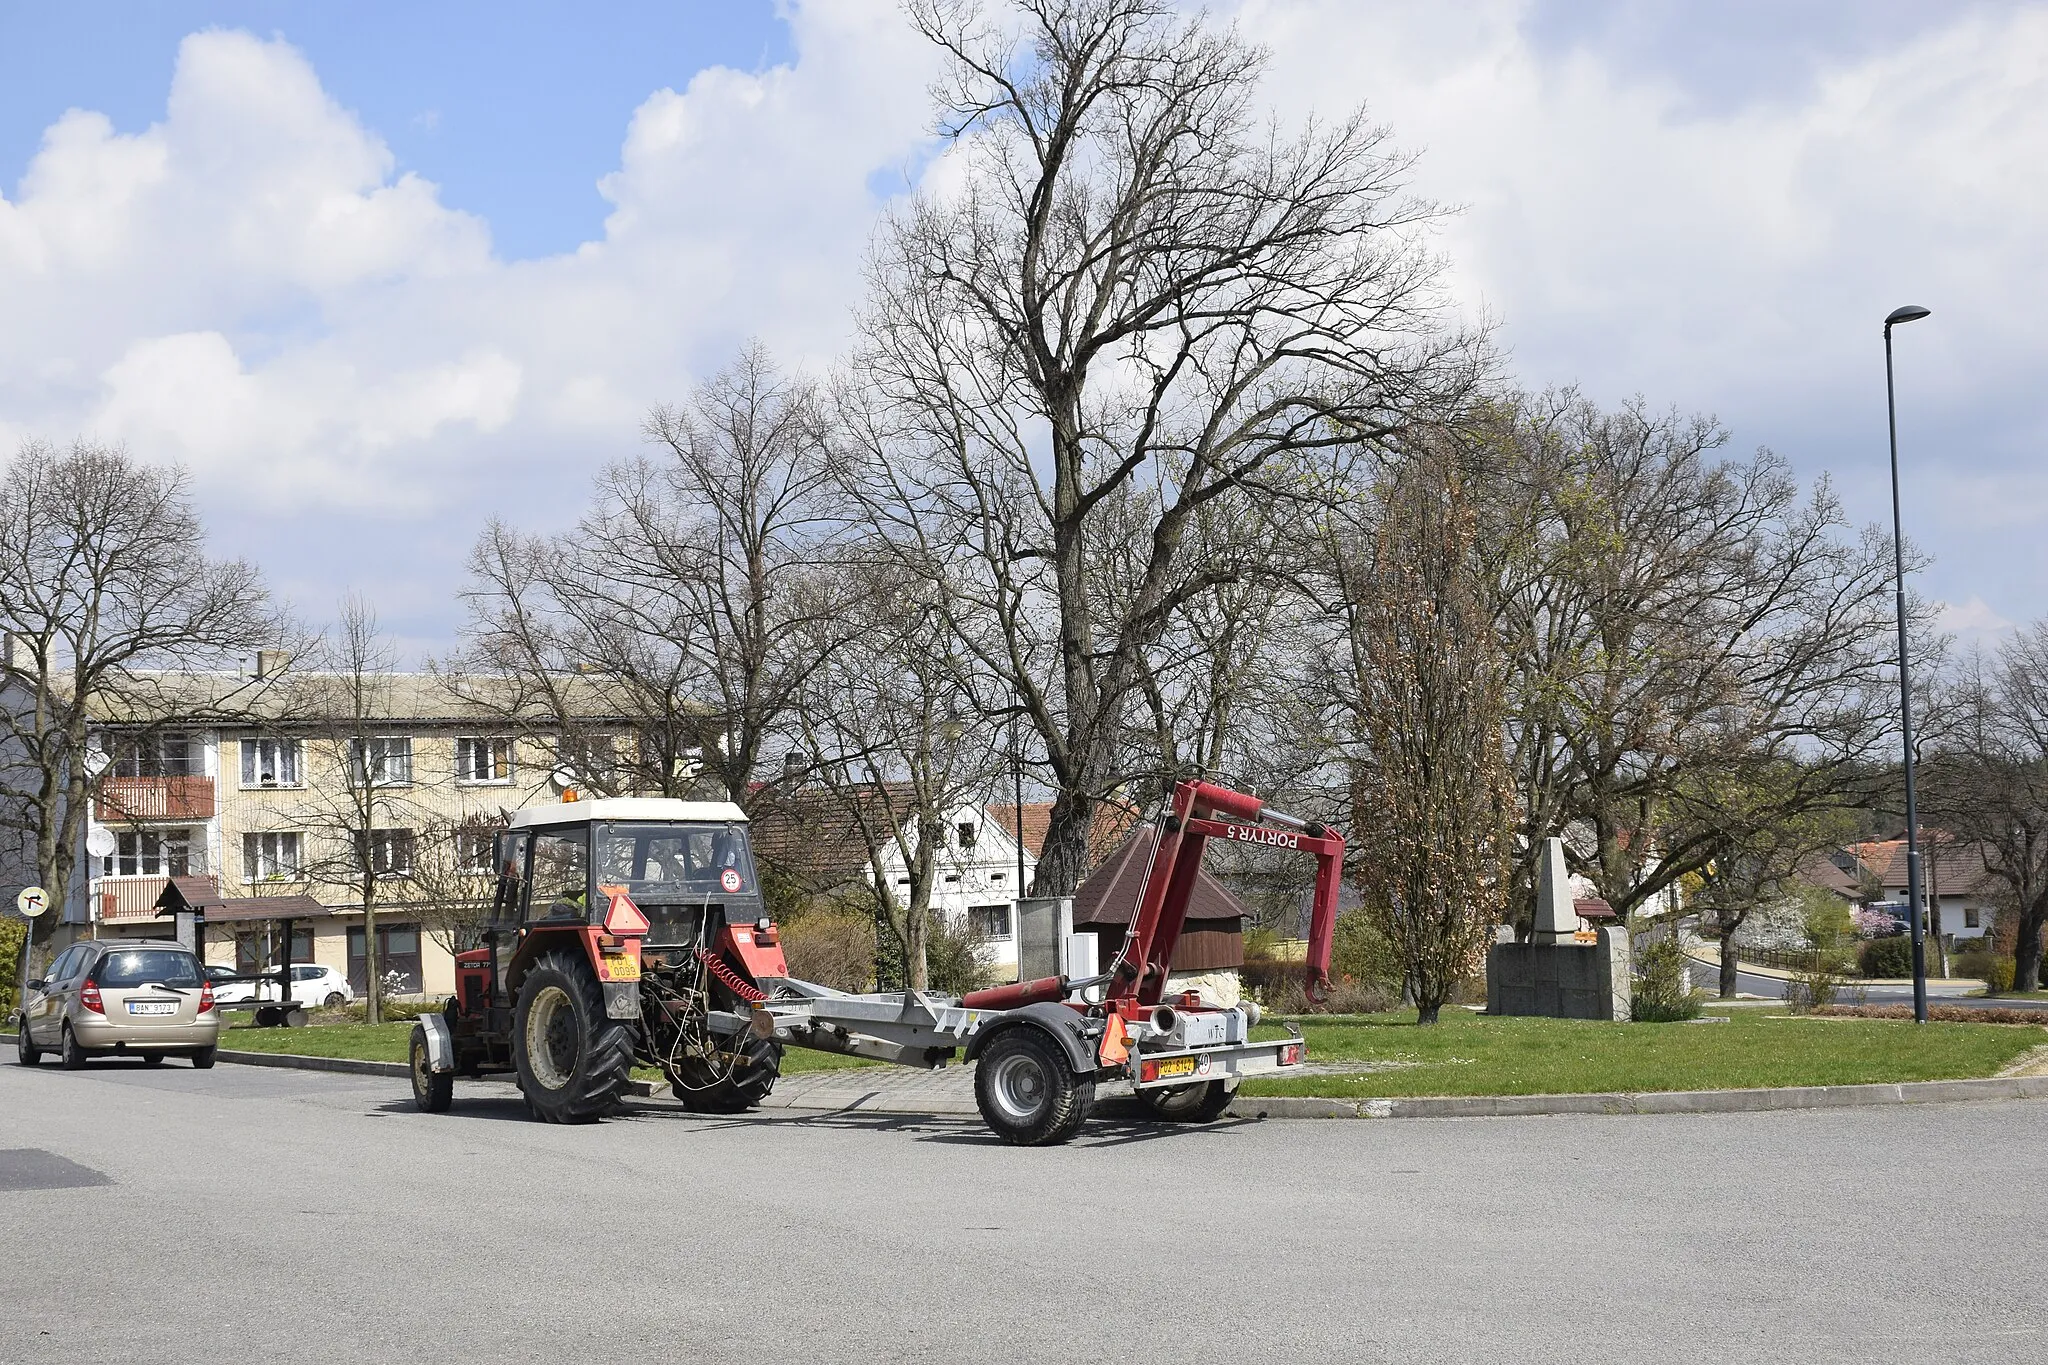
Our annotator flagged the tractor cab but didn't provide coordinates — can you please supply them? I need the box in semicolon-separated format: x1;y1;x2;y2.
457;797;761;1020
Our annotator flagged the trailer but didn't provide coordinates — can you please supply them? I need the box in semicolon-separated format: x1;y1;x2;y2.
410;781;1342;1145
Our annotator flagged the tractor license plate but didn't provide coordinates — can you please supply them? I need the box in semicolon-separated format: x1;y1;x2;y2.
1154;1056;1197;1081
127;1001;176;1015
601;953;641;982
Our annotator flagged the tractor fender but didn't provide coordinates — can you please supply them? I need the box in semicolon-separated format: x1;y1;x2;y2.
964;1003;1097;1078
416;1011;454;1074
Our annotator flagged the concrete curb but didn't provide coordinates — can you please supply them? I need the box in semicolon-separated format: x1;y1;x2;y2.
21;1041;2047;1121
1228;1074;2048;1120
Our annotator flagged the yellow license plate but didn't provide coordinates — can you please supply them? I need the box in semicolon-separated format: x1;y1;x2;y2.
602;953;641;982
1155;1056;1197;1080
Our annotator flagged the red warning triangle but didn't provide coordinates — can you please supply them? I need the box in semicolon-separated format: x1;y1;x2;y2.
599;885;650;936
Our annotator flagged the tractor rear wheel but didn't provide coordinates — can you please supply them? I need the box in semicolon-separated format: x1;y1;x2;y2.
974;1027;1093;1146
513;951;635;1124
667;1034;783;1113
1139;1079;1236;1123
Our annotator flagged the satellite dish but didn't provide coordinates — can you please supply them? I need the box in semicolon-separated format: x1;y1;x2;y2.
550;765;577;791
86;826;117;859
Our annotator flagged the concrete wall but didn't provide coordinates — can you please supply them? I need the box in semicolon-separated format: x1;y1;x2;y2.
1486;928;1631;1021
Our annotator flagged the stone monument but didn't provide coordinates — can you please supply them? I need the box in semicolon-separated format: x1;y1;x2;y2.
1486;836;1631;1020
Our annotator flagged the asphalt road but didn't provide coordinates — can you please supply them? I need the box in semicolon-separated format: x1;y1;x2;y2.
1685;956;2048;1011
5;1060;2048;1364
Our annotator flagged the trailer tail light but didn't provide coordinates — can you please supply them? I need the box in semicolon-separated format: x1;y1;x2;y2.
198;980;215;1014
80;980;104;1014
1278;1042;1304;1067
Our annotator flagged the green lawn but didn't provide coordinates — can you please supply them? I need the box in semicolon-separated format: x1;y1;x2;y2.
217;1020;875;1075
1238;1007;2043;1099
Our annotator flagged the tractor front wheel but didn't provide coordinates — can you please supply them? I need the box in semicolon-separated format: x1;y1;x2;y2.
667;1034;783;1113
513;951;635;1124
974;1027;1093;1146
410;1024;453;1113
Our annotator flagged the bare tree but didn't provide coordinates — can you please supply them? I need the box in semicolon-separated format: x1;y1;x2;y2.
1315;443;1509;1023
789;560;1002;990
1479;392;1903;925
458;344;843;806
277;597;419;1025
406;812;505;961
848;0;1480;895
1923;630;2048;990
0;439;271;949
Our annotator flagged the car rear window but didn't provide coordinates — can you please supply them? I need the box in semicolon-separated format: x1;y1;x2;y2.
95;949;202;989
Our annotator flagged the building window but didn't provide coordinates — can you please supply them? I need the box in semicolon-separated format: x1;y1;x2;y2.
104;829;196;877
558;734;618;788
109;731;202;778
957;821;978;850
968;904;1012;941
240;736;302;788
357;828;416;877
1966;907;1981;930
455;830;497;874
455;736;513;785
235;925;313;973
349;736;413;786
244;831;303;881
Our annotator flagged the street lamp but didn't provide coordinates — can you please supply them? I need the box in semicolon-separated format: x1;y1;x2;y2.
1884;302;1931;1024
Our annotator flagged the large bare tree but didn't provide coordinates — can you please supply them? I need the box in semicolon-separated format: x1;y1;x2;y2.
0;440;271;953
847;0;1480;895
789;560;1002;990
459;344;843;806
1479;392;1903;926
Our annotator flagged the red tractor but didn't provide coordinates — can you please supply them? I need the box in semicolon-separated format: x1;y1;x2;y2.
411;782;1342;1144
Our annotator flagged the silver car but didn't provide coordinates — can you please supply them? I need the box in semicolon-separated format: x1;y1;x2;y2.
15;939;221;1068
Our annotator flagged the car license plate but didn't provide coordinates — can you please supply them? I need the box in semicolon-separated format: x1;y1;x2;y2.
127;1001;176;1016
1154;1055;1197;1080
601;953;640;982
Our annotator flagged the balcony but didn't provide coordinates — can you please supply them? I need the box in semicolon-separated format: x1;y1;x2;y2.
95;775;215;823
98;876;172;922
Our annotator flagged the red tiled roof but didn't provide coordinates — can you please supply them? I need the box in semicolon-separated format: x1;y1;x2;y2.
985;800;1140;873
1848;838;2000;898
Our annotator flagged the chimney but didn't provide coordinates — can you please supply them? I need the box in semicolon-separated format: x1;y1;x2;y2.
255;649;291;680
3;632;36;675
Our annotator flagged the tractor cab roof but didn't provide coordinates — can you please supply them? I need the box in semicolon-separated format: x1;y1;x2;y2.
506;797;750;831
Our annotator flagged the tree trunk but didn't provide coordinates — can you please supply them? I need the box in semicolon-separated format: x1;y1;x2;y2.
1031;787;1097;898
1415;1002;1441;1026
1719;934;1740;999
363;880;382;1026
2015;895;2047;994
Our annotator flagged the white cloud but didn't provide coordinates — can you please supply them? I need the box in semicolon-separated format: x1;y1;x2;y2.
0;3;937;521
1936;595;2015;635
1;0;2043;642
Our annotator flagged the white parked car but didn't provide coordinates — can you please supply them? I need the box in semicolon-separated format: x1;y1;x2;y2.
205;963;355;1008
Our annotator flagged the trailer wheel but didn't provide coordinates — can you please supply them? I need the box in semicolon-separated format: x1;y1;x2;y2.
667;1034;783;1113
410;1024;453;1113
1140;1079;1236;1123
974;1027;1094;1146
513;951;635;1124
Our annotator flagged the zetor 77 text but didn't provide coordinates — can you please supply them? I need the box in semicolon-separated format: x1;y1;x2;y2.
410;780;1342;1146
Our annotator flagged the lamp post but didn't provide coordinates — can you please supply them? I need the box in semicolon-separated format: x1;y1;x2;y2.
1884;302;1931;1024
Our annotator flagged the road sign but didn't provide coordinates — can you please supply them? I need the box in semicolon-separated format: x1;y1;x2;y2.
16;886;49;918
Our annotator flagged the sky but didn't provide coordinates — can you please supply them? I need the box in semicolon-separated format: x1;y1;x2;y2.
0;0;2042;660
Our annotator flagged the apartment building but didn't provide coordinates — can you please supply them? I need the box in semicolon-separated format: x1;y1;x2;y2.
79;666;643;995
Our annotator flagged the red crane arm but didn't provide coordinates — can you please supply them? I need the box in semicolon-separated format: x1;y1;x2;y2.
1111;781;1346;1007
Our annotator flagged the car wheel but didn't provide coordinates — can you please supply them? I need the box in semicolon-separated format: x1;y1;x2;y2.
60;1024;89;1070
143;1053;165;1067
15;1016;41;1066
323;992;345;1007
191;1046;217;1069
